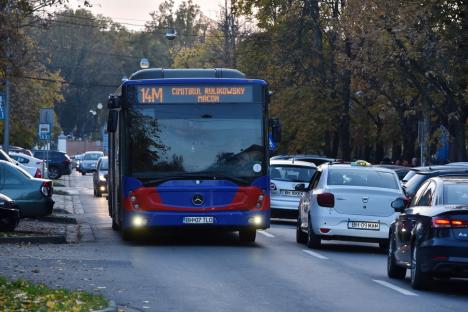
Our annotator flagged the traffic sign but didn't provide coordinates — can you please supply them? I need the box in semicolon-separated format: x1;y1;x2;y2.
0;92;5;120
38;123;51;141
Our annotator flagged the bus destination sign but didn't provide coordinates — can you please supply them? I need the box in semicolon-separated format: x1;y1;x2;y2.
136;85;253;104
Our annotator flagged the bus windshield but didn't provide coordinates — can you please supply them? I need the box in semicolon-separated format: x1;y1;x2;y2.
128;103;264;183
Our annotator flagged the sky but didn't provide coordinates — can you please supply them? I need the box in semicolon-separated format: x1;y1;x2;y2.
67;0;225;30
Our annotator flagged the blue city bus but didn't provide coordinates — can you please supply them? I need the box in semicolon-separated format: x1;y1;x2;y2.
106;68;280;242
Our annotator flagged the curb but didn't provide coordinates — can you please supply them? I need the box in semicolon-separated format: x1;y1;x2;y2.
38;215;78;224
0;234;66;244
93;300;117;312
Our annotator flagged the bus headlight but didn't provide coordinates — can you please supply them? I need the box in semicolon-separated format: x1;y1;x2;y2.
248;215;263;226
131;215;147;227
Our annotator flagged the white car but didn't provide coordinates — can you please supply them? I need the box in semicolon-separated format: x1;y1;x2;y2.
9;152;46;178
296;161;405;249
270;159;317;218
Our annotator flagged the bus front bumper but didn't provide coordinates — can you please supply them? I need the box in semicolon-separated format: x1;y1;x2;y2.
123;210;270;231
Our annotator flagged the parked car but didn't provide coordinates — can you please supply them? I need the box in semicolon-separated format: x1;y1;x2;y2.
0;193;20;232
93;156;108;197
0;149;40;177
0;145;33;156
270;159;316;218
296;161;404;249
71;154;84;170
375;164;410;180
388;176;468;289
402;168;468;200
0;160;54;217
271;154;338;166
9;152;47;178
80;151;104;175
32;150;72;179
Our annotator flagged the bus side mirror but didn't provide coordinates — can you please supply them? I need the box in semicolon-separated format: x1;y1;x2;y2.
107;110;118;133
270;117;281;143
108;95;120;109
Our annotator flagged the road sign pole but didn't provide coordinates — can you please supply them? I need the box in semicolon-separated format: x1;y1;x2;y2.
3;0;11;153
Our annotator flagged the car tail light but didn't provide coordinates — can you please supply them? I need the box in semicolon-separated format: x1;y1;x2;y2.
317;192;334;208
40;181;52;197
432;217;468;228
270;182;277;190
403;196;411;207
34;168;42;178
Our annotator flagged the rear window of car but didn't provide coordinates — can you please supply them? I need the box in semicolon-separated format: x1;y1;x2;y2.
327;169;399;189
270;165;316;182
443;183;468;205
403;174;427;195
84;153;103;160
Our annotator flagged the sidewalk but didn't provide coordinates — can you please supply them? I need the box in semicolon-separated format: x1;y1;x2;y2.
0;175;89;244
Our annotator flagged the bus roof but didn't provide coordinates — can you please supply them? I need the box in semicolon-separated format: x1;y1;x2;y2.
129;68;246;79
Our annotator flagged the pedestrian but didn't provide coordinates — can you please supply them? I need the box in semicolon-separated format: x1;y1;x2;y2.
411;157;419;167
394;159;401;166
402;160;409;167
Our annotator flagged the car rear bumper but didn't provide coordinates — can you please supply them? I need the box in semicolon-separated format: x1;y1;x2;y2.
311;210;394;241
122;210;270;231
419;239;468;277
270;197;300;210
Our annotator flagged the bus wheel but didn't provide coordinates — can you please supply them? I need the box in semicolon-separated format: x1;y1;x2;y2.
239;229;256;243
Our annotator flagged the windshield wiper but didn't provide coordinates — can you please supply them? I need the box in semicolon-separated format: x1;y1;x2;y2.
141;173;250;186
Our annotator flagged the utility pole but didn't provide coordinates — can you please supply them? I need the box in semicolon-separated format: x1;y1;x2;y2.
2;0;11;153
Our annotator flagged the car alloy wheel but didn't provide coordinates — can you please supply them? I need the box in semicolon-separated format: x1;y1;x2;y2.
387;233;406;279
48;167;61;180
410;245;430;290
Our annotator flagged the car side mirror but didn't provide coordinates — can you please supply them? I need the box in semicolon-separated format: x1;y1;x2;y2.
295;183;306;191
107;110;118;133
391;198;406;213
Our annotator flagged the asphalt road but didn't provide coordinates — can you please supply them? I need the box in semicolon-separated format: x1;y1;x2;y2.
1;172;467;311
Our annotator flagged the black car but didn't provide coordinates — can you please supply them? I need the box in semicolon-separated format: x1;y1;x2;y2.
93;156;108;197
375;164;410;180
402;164;468;183
388;176;468;289
403;168;468;199
32;150;72;179
0;193;20;232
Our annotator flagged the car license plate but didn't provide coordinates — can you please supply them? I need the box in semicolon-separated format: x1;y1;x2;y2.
183;216;214;224
280;189;304;197
347;221;380;231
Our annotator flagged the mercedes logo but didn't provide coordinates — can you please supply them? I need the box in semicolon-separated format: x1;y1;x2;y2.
192;194;204;206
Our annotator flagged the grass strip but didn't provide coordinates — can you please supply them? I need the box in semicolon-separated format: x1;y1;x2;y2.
0;276;108;312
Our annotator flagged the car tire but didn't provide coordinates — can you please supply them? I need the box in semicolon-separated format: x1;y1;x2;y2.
81;172;86;176
112;217;120;231
0;215;19;232
239;229;256;243
306;216;321;249
48;167;61;180
387;233;406;279
411;245;431;290
296;214;307;244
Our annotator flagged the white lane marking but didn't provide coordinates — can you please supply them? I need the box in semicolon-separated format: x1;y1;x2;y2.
372;280;418;296
258;230;275;238
302;249;328;260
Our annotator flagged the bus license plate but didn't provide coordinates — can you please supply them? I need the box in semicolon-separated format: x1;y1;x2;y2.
347;221;380;231
183;217;214;224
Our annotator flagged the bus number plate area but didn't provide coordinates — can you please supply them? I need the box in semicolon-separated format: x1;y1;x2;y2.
183;217;215;224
